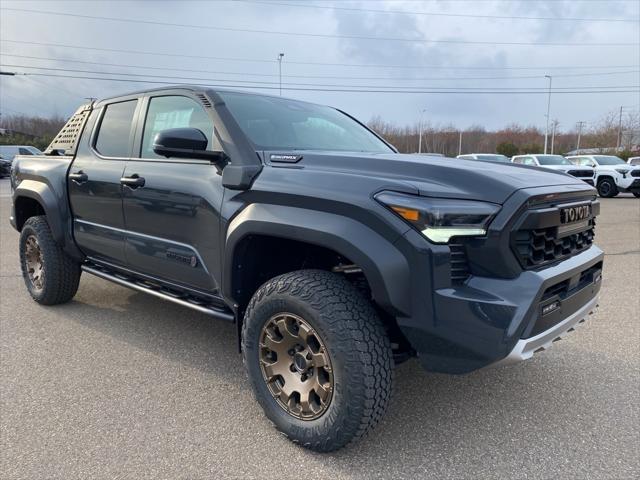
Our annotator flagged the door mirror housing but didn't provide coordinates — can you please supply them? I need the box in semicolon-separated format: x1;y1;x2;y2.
153;128;227;162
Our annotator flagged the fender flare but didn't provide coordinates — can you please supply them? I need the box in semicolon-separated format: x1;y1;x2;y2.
13;179;83;259
223;203;412;317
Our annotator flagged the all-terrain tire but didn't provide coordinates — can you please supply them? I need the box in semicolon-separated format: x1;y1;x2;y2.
19;216;81;305
242;269;394;452
597;177;619;198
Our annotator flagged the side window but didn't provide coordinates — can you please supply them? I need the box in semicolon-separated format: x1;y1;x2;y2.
95;100;138;158
141;96;213;159
513;157;523;164
523;157;536;166
18;148;33;155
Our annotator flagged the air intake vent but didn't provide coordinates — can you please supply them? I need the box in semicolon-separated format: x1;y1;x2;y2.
196;93;212;108
513;218;596;269
449;242;471;285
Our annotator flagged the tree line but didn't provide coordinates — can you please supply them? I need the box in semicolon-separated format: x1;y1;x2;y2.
368;109;639;159
0;114;67;151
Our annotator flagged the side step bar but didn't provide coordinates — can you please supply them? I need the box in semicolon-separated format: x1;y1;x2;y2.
81;265;235;322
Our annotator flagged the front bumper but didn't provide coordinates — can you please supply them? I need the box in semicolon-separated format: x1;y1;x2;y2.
398;245;604;374
494;294;598;366
618;178;640;192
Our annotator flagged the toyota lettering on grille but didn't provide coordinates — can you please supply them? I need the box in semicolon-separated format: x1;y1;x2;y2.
560;204;591;224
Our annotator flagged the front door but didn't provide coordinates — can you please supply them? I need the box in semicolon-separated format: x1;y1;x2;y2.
68;97;139;266
121;94;224;293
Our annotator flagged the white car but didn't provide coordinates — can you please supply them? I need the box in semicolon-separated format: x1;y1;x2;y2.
567;155;640;198
457;153;511;163
0;145;42;163
628;156;640;166
511;154;595;186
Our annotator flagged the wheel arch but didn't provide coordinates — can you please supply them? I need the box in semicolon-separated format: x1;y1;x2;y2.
13;179;83;260
13;181;63;239
223;204;412;319
596;174;616;184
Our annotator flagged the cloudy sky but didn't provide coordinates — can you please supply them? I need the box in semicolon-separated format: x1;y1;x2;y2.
1;0;638;131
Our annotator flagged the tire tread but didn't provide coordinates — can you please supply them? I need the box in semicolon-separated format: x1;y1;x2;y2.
20;216;80;305
242;269;393;452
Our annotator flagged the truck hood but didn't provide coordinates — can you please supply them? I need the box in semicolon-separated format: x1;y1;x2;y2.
595;164;639;172
266;151;592;204
540;165;593;173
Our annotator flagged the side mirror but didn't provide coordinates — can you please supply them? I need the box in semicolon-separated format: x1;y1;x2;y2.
153;128;226;162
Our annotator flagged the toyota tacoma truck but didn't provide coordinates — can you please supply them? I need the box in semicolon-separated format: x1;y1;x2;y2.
9;87;603;452
511;154;596;186
567;154;640;197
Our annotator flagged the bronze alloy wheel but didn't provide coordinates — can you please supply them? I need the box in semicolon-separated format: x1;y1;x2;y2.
24;235;44;291
259;313;334;420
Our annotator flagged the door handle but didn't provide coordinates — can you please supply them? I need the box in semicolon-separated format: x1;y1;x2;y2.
69;171;88;184
120;174;145;189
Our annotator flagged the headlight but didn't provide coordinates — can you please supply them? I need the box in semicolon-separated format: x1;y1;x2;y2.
375;191;501;244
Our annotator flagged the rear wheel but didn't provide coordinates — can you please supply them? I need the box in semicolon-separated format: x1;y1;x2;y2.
597;177;618;198
242;269;393;452
19;216;81;305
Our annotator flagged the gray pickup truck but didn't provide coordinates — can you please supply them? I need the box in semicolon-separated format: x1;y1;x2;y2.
10;87;603;451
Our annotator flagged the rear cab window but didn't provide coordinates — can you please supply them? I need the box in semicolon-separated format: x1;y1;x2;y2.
94;100;138;158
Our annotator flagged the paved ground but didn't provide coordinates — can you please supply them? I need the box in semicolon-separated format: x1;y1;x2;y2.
1;178;639;479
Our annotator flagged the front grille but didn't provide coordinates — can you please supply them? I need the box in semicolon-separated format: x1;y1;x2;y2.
449;242;471;284
567;170;594;178
631;170;640;178
514;218;596;269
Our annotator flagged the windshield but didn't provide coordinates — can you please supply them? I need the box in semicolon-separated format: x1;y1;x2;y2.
592;155;626;165
536;155;572;165
219;92;393;153
475;154;510;163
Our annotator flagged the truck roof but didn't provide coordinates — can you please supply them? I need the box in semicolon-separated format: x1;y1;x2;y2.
96;85;318;106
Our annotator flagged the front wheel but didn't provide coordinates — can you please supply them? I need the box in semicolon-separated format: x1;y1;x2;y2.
597;178;618;198
242;270;393;452
19;216;81;305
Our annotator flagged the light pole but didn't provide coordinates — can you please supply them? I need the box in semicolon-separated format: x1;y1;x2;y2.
458;130;463;156
550;119;559;154
616;105;624;150
418;108;427;153
277;53;285;96
543;75;552;154
576;121;586;151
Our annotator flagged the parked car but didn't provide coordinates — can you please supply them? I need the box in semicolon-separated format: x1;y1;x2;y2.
566;155;640;198
0;145;42;163
10;87;603;451
511;154;595;185
627;156;640;166
0;154;12;178
457;153;511;163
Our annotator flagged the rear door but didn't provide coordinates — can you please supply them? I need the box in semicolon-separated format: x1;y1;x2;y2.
121;93;225;293
68;96;140;266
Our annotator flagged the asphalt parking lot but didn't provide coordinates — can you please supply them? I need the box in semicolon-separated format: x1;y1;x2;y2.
1;178;638;479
